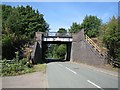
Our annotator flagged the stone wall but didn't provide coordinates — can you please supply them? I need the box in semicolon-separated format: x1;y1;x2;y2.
32;32;43;64
32;30;107;66
71;29;106;67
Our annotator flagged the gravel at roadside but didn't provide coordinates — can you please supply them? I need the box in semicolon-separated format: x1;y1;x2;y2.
2;71;47;88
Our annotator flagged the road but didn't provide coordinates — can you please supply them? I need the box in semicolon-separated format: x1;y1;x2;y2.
47;62;119;89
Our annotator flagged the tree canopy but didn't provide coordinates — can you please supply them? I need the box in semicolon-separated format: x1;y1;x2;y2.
46;28;67;59
2;5;49;59
57;28;67;33
56;28;67;36
80;15;101;37
68;22;81;33
103;16;120;61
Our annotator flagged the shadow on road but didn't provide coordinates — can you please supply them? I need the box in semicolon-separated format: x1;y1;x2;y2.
45;58;69;63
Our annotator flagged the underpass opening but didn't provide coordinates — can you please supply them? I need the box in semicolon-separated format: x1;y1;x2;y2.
33;32;73;64
42;42;72;63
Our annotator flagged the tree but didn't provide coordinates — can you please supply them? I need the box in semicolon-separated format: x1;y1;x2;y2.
2;5;49;59
56;44;66;59
80;15;101;37
57;28;67;33
46;28;67;59
103;16;120;62
68;22;81;33
56;28;67;36
46;44;55;58
52;44;59;59
54;28;67;59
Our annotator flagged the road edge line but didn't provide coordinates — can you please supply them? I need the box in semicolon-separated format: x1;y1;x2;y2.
87;80;104;90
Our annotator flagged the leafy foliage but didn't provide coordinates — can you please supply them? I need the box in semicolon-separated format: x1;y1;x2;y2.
51;44;66;59
1;58;47;76
46;44;55;58
80;15;101;37
2;5;49;59
1;52;33;76
57;28;67;33
103;16;120;62
68;22;81;33
56;28;67;36
46;28;67;59
56;44;66;59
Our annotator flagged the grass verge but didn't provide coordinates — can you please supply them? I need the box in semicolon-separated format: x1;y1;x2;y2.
33;64;47;73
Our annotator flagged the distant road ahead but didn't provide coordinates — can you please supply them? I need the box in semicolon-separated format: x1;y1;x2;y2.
47;62;118;89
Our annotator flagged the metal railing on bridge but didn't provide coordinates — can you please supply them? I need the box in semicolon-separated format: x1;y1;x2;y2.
43;32;73;38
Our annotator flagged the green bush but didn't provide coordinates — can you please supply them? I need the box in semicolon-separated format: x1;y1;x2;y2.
56;44;66;59
1;58;33;76
26;62;33;68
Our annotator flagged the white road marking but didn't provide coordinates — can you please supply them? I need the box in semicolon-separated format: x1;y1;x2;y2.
73;62;118;77
87;80;104;90
65;67;77;74
58;64;77;74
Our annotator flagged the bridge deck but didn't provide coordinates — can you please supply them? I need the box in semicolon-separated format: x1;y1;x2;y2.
43;32;73;42
43;36;72;38
43;37;72;42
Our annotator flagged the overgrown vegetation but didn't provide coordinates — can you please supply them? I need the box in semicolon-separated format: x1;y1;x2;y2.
2;58;32;76
68;22;81;33
33;64;46;73
1;51;32;76
102;17;120;62
68;15;120;65
2;59;46;76
80;15;120;64
1;4;48;76
1;52;46;76
80;15;101;37
2;5;49;60
52;44;66;59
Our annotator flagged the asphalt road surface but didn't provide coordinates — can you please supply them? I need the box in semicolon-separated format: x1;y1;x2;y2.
47;62;119;89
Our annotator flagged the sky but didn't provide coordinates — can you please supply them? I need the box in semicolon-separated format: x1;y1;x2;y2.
2;2;118;32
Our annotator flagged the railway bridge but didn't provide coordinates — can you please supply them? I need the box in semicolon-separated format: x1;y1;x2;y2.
32;29;107;66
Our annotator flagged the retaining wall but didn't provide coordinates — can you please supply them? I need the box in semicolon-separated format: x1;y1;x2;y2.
71;29;106;67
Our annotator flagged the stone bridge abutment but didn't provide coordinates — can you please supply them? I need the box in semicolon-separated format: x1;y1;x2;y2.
32;30;107;67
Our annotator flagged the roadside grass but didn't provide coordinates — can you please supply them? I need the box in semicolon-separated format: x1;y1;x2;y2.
103;64;119;72
33;64;47;73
